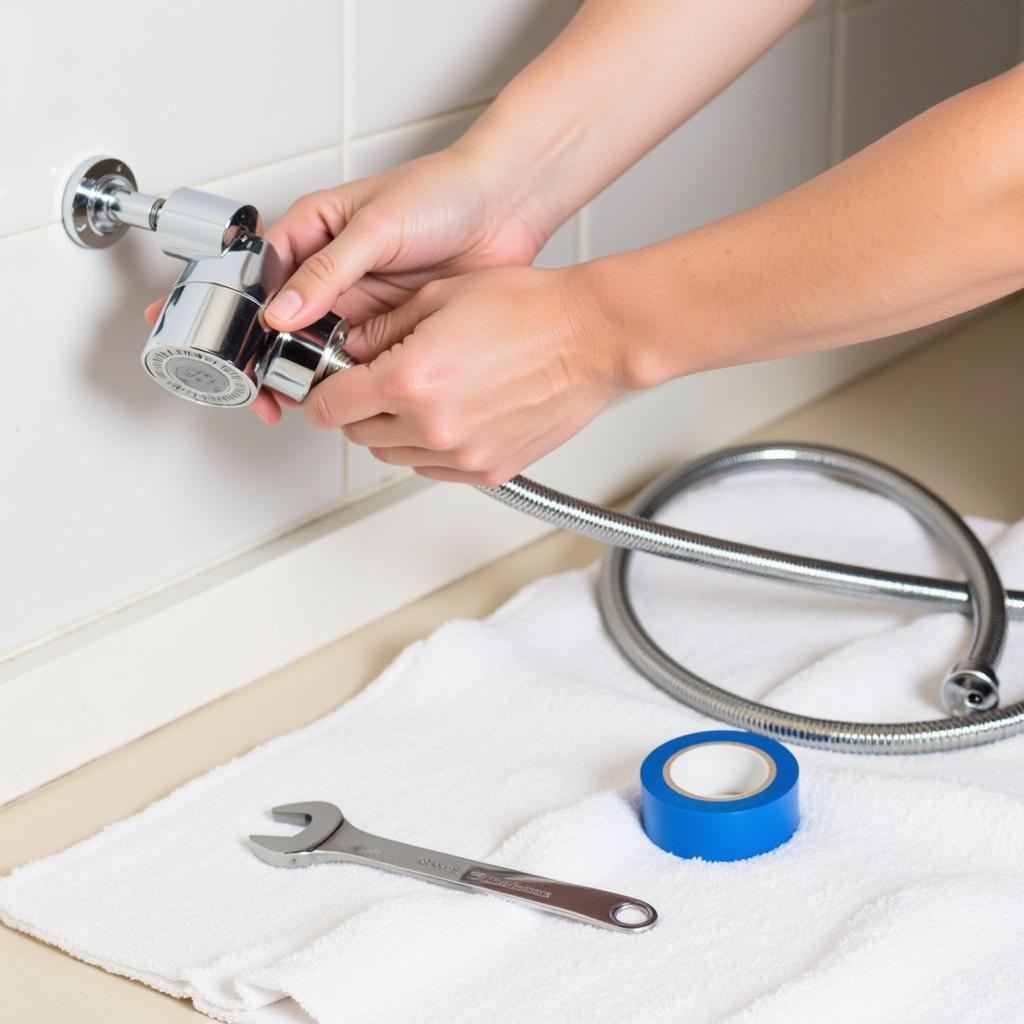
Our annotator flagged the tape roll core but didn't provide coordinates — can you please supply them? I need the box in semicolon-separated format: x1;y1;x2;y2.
663;741;776;801
640;731;799;861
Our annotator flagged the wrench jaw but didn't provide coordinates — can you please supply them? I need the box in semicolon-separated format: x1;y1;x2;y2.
247;842;322;869
248;801;345;869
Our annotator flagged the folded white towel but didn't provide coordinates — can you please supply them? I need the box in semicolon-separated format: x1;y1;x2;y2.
3;473;1024;1024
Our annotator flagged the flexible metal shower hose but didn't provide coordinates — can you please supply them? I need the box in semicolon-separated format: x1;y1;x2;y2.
484;443;1024;754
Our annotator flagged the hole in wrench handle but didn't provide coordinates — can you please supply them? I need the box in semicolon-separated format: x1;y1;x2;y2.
458;866;658;932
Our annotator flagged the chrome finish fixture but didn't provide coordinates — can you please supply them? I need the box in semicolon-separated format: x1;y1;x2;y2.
942;658;1000;715
62;156;142;248
249;801;658;933
62;155;255;258
261;317;352;402
144;275;264;407
154;187;258;261
62;155;352;408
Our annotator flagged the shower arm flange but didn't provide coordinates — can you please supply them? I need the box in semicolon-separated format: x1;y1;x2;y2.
61;155;258;260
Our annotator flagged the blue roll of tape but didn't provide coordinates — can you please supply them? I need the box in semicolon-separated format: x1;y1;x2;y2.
640;730;799;861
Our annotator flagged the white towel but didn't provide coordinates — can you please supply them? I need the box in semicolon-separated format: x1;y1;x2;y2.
4;473;1024;1024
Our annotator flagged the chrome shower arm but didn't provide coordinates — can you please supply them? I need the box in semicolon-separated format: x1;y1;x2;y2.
62;155;258;260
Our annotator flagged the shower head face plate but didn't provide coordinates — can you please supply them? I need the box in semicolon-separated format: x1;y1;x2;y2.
143;345;257;407
138;234;349;407
141;276;272;407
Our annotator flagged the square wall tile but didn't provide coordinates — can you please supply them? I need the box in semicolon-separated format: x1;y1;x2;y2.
348;0;578;137
586;18;832;257
1;0;343;238
0;151;348;658
839;0;1019;157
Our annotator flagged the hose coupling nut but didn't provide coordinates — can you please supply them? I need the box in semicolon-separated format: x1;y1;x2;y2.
942;659;1000;716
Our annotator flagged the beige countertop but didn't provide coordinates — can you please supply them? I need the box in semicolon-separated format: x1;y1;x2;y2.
3;296;1024;1021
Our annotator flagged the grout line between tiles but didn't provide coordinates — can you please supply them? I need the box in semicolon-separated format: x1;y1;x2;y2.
340;0;353;497
342;438;352;499
827;8;846;166
576;204;591;263
341;0;354;186
345;100;494;149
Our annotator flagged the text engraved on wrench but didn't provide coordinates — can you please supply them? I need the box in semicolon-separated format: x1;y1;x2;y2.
467;870;552;899
417;857;462;874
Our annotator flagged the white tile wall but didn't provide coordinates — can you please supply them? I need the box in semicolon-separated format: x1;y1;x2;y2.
1;1;591;661
586;17;833;255
3;0;1022;790
1;0;344;237
839;0;1019;157
0;150;349;656
347;0;578;136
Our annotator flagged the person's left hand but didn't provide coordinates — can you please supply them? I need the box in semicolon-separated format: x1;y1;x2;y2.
310;263;630;485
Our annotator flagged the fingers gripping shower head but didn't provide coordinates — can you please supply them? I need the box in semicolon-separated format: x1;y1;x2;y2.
62;156;353;408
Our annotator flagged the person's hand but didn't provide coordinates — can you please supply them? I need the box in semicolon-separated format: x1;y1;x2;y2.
144;145;555;423
264;147;550;325
307;263;632;485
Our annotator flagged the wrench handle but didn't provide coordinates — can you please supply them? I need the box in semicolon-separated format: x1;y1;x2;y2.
321;824;657;933
456;863;657;932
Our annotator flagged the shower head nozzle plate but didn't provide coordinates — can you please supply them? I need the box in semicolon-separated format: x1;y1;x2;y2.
143;346;257;407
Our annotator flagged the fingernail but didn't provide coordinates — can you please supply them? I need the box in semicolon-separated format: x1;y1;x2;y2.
267;289;302;323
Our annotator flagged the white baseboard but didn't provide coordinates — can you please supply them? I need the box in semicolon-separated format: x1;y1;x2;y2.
0;332;929;804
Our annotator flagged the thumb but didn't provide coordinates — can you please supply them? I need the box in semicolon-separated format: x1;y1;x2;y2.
344;282;449;362
264;214;385;330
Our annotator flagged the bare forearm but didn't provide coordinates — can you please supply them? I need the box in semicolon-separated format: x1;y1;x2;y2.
594;65;1024;387
454;0;814;238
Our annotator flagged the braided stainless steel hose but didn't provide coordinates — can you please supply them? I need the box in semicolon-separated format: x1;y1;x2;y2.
484;443;1024;754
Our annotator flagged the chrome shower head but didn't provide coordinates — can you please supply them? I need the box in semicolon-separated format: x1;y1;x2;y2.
63;155;352;408
141;231;351;408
